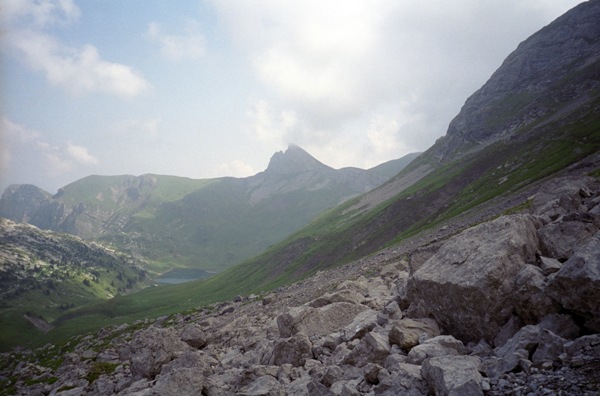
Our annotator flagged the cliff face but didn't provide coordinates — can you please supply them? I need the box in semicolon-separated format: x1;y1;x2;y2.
430;0;600;162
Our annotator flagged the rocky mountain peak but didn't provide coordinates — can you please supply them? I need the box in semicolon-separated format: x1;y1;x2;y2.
265;144;331;175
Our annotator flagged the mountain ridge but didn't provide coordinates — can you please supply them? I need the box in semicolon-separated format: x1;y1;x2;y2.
0;148;419;273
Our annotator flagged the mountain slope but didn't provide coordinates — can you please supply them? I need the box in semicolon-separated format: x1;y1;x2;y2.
0;148;417;273
199;0;600;290
0;218;150;350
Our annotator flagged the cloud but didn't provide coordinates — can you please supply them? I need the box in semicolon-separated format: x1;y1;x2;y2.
2;0;149;97
66;142;99;165
215;160;256;178
147;21;206;61
1;117;99;176
212;0;582;167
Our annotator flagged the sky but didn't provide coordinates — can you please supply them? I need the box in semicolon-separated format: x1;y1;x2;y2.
0;0;584;193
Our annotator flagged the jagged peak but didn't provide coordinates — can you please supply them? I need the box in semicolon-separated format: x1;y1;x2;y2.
265;144;331;174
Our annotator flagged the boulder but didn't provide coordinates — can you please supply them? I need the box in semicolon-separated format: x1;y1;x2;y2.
276;302;369;338
308;289;364;308
388;318;441;351
513;264;559;323
152;368;205;395
406;215;540;343
407;335;467;365
129;327;188;379
342;309;379;341
422;355;483;396
180;323;207;348
538;256;562;276
375;362;428;396
343;332;390;367
537;220;597;261
548;232;600;332
239;375;284;396
273;333;313;367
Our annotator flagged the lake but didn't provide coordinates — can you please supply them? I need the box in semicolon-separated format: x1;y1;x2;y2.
154;268;214;284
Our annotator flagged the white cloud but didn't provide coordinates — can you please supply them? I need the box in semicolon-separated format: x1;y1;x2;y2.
147;21;206;61
215;159;256;178
2;0;149;97
1;117;99;176
66;142;99;165
1;0;80;28
212;0;582;168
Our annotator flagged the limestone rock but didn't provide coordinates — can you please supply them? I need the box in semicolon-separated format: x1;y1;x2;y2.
129;327;188;379
343;332;390;367
239;375;284;396
406;215;540;343
276;302;369;338
548;232;600;332
422;355;483;396
388;318;441;351
273;333;313;367
407;335;467;365
180;323;207;349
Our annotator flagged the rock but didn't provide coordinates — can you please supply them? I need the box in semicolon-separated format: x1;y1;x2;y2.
159;350;215;377
239;375;284;396
308;289;364;308
548;232;600;332
538;256;562;276
342;309;379;341
343;332;390;367
128;327;188;379
388;318;441;351
422;355;483;396
537;220;597;261
273;333;313;367
406;215;540;343
481;325;566;378
537;313;580;339
514;264;559;324
375;362;428;396
276;302;369;338
363;363;382;384
494;315;524;348
180;323;207;348
563;334;600;366
152;368;205;395
407;335;467;365
320;366;344;388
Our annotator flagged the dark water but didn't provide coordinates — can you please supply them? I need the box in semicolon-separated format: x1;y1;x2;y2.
154;268;214;284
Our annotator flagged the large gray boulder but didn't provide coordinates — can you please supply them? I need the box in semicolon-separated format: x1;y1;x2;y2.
406;215;540;342
422;355;483;396
276;302;369;338
129;327;189;379
548;232;600;332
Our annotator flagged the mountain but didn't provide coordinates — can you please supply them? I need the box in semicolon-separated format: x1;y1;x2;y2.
0;218;150;350
0;148;419;273
191;0;600;291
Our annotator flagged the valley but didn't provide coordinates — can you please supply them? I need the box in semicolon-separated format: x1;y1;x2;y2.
1;1;600;394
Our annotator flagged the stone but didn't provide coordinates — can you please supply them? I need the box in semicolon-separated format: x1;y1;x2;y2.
494;316;524;348
537;313;580;339
342;309;379;341
422;355;483;396
406;215;540;343
537;220;597;261
238;375;284;396
538;256;562;276
180;323;207;348
343;332;390;367
548;232;600;331
152;368;205;395
514;264;559;324
407;335;467;365
273;333;313;367
129;327;188;379
276;302;369;338
308;290;364;308
388;318;441;351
